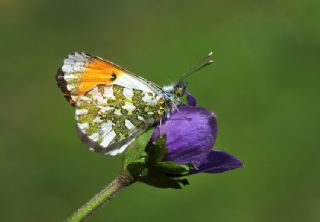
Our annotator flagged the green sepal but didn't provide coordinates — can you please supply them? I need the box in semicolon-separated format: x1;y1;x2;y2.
145;135;167;164
139;171;189;189
126;160;146;179
122;129;153;170
154;161;190;175
122;131;191;189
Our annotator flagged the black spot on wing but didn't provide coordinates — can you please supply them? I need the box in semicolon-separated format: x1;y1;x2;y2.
109;72;117;81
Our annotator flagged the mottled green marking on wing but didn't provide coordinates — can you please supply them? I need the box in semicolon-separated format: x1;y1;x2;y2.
76;84;168;153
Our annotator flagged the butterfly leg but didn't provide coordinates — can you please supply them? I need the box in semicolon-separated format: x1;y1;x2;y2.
159;118;162;136
170;106;191;121
172;103;180;112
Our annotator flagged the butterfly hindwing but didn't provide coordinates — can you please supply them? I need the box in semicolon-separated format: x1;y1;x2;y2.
76;84;167;156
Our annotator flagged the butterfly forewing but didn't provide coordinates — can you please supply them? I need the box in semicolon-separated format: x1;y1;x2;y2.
56;52;162;106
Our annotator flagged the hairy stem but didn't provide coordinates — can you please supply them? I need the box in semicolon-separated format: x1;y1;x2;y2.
65;171;134;222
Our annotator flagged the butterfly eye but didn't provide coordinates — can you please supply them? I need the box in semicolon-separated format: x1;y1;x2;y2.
158;99;166;107
174;87;184;97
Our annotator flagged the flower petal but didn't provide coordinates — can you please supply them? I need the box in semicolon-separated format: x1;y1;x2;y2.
151;106;217;167
195;150;243;173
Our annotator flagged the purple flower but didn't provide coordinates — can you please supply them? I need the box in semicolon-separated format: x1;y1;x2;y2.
151;103;242;175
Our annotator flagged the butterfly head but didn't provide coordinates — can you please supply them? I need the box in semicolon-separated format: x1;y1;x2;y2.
162;80;187;105
173;80;187;98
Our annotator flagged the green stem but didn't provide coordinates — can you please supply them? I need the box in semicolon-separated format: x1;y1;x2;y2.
65;171;134;222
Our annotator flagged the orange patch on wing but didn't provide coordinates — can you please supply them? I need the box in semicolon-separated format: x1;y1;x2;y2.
77;58;123;96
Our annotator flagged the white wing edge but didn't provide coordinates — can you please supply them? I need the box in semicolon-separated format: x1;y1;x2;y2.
104;138;136;156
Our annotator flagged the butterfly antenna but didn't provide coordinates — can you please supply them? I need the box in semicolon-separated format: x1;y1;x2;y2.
180;51;214;81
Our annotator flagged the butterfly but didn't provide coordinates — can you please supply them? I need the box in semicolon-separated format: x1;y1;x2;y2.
56;52;213;156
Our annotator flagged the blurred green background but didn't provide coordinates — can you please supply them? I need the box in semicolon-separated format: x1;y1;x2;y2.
1;0;319;221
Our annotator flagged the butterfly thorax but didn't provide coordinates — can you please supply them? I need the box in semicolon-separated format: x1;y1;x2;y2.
162;80;186;109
